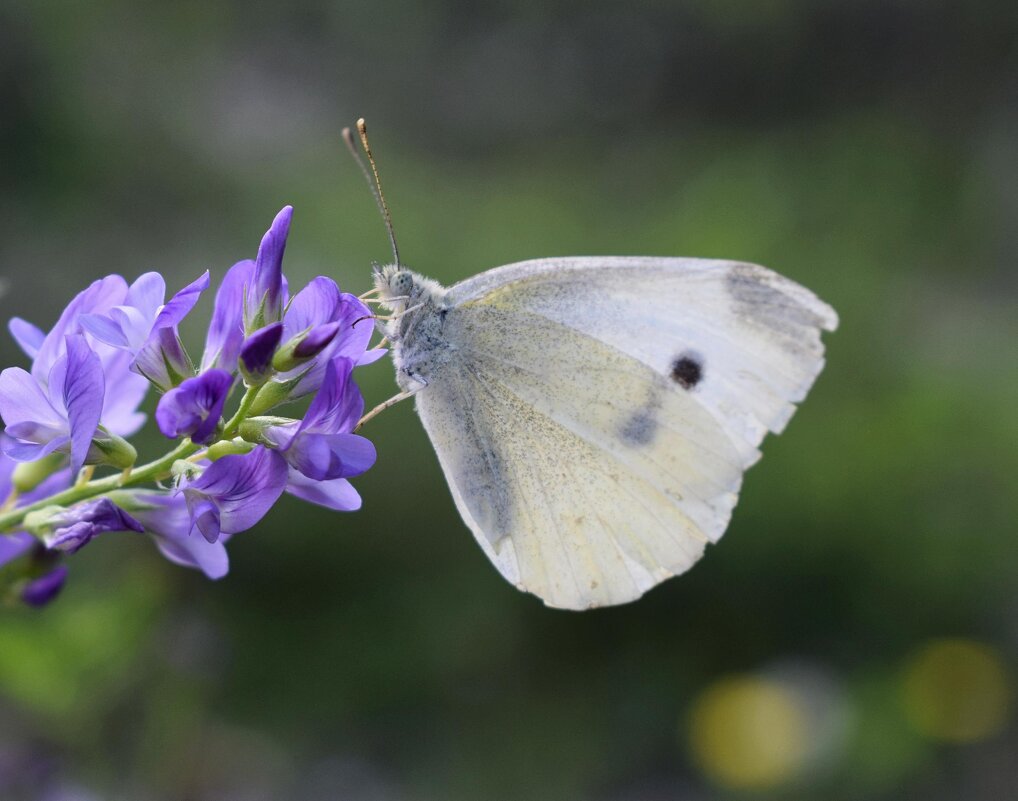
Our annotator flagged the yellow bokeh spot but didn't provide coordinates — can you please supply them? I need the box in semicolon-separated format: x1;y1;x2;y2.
688;675;808;789
902;638;1012;743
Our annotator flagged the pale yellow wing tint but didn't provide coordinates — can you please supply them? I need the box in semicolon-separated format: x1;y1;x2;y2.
416;257;836;609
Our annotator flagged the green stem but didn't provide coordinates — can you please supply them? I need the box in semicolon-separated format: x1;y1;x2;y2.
0;439;198;536
222;385;262;439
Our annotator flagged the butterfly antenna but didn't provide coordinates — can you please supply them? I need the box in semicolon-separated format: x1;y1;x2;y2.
342;118;401;266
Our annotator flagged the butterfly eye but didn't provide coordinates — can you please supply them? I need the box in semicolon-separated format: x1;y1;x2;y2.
389;271;414;296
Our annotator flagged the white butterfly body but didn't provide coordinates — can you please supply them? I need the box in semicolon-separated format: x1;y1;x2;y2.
375;257;837;610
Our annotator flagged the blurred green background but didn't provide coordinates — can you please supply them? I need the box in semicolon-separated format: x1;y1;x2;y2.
1;1;1016;799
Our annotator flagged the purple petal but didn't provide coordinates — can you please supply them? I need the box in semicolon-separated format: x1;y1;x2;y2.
186;446;288;534
62;335;105;474
300;358;363;435
126;272;166;319
249;206;292;326
358;347;388;366
284;293;374;399
239;323;283;381
262;419;300;451
99;349;149;437
44;497;144;553
155;369;233;444
0;532;34;567
330;293;375;362
0;367;65;430
202;259;254;372
287;432;376;481
46;522;92;552
0;446;11;486
32;275;129;384
21;566;68;607
293;321;340;359
286;470;362;511
129;492;230;579
133;327;193;391
185;495;221;543
79;312;132;348
2;432;70;462
281;277;342;339
3;421;67;445
151;271;210;331
8;318;45;360
155;531;229;579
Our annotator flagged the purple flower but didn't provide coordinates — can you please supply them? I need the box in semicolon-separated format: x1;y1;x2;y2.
155;369;233;444
201;259;254;373
0;334;105;473
77;272;169;351
245;206;291;332
21;566;68;606
265;358;374;482
127;492;230;579
9;275;149;439
239;323;283;384
181;446;288;543
81;271;210;391
17;275;125;384
252;358;374;512
262;278;377;407
34;497;143;553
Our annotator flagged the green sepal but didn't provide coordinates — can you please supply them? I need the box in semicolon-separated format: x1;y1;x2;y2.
238;416;296;447
271;335;305;374
22;505;65;537
246;372;308;416
87;431;138;470
206;438;257;461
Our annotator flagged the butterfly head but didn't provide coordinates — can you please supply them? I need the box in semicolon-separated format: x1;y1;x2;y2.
372;263;420;308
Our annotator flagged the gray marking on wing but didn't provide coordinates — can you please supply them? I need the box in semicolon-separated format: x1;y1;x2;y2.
452;362;515;543
725;264;824;343
619;408;659;446
617;378;668;448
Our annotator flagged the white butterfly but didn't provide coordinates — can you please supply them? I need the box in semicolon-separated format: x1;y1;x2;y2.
363;257;837;610
346;121;837;610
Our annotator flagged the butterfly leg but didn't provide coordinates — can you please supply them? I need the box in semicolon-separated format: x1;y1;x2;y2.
352;301;423;330
355;382;425;431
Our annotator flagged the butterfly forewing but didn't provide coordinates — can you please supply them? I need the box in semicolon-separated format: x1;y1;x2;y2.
408;257;836;609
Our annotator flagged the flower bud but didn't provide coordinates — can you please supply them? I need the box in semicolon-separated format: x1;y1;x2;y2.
25;498;144;553
272;322;341;373
156;370;233;445
245;206;291;333
87;430;138;470
239;323;284;386
21;566;68;607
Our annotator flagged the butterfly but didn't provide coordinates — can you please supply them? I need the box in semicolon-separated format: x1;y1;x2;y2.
347;122;838;610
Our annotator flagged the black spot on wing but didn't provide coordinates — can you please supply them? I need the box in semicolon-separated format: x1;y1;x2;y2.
671;353;703;390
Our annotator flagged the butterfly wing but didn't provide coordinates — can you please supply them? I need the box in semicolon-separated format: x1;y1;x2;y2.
415;257;837;609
